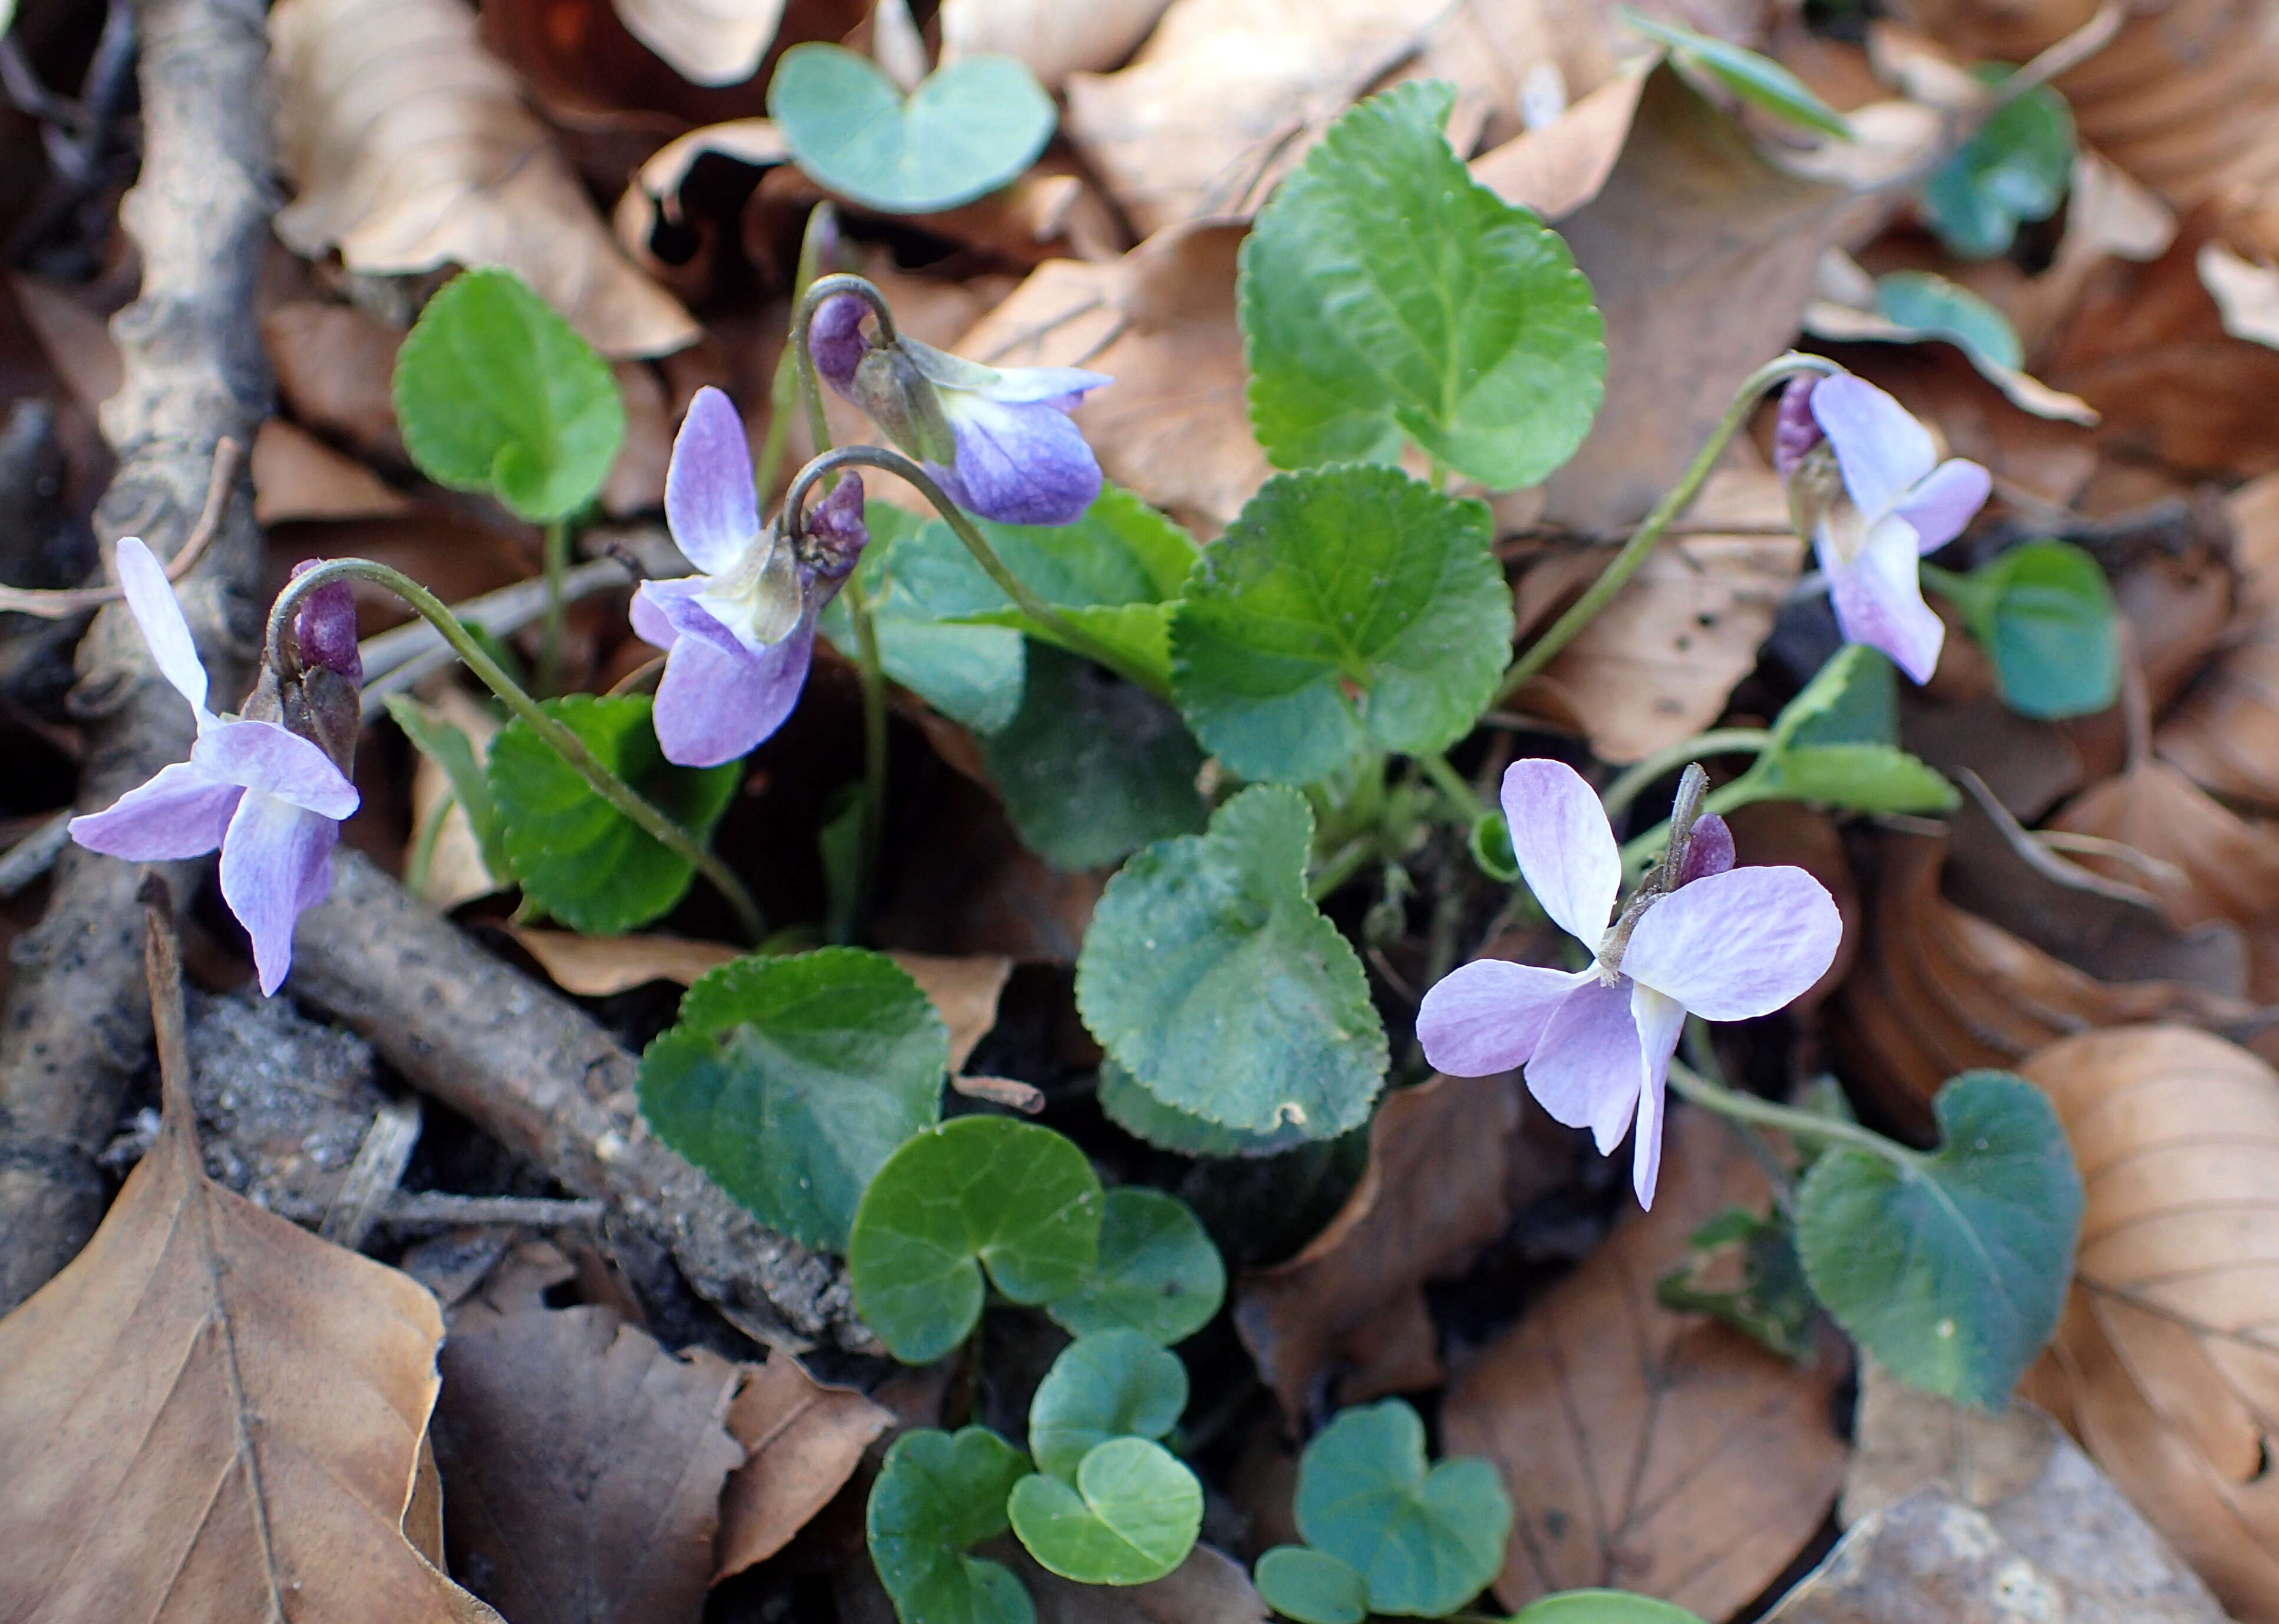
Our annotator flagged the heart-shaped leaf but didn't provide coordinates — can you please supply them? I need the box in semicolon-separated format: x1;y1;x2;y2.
1254;1547;1370;1624
848;1116;1104;1364
394;266;625;522
867;1427;1035;1624
1170;465;1511;784
1774;643;1899;751
1955;539;2121;720
1796;1070;2083;1408
487;695;739;935
1744;646;1957;815
1920;70;2074;259
821;503;1027;735
1008;1438;1203;1586
1293;1398;1511;1617
1075;785;1387;1140
769;44;1055;213
1512;1593;1708;1623
1241;81;1605;488
1045;1187;1225;1345
1027;1329;1188;1480
1874;270;2025;373
1617;8;1852;138
636;948;947;1252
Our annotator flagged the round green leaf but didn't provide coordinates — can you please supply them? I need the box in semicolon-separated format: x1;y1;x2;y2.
1512;1592;1707;1624
1008;1438;1202;1586
1920;74;2074;260
1796;1071;2083;1408
1046;1187;1226;1345
636;949;947;1252
1027;1329;1188;1480
1293;1399;1511;1617
1965;539;2121;719
1618;8;1854;138
1074;785;1387;1140
487;695;739;935
849;1116;1104;1364
868;1427;1035;1624
1254;1547;1370;1624
393;266;625;522
1097;1061;1314;1159
769;44;1055;213
1170;466;1511;784
1240;81;1606;488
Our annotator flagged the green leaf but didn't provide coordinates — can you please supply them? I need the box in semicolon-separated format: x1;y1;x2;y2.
1796;1071;2082;1408
1045;1187;1226;1345
1763;742;1961;814
384;694;506;877
1008;1438;1202;1586
1656;1204;1817;1359
1954;540;2121;719
868;1427;1035;1624
1096;1061;1314;1159
1075;785;1387;1139
393;267;625;522
982;646;1205;872
1771;643;1899;751
1170;466;1511;784
1026;1329;1188;1479
822;503;1027;734
1920;72;2075;259
636;948;947;1252
769;44;1056;214
1292;1399;1511;1617
1618;8;1854;138
1754;646;1956;814
1240;81;1606;488
1254;1547;1371;1624
848;1116;1105;1364
1511;1593;1708;1624
1874;270;2025;372
487;695;738;934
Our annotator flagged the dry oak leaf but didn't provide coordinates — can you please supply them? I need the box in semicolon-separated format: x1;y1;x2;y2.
2018;1026;2279;1619
270;0;699;359
2160;472;2279;809
715;1354;893;1580
1234;1074;1521;1424
1441;1106;1849;1619
612;0;787;87
0;922;497;1623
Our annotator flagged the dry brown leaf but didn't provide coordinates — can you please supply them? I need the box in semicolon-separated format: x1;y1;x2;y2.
2161;474;2279;808
1022;1542;1270;1623
253;417;414;525
1441;1107;1849;1618
716;1354;893;1579
410;685;506;910
0;906;495;1623
2200;242;2279;350
1515;455;1801;762
1235;1074;1520;1422
1469;67;1650;222
1727;800;1862;1013
430;1303;744;1624
612;0;787;87
940;0;1180;88
2019;1026;2279;1618
271;0;700;358
263;298;410;468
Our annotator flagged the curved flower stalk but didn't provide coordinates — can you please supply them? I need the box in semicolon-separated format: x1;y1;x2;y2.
635;386;870;768
1416;760;1841;1206
1776;373;1992;684
70;539;362;995
806;285;1111;526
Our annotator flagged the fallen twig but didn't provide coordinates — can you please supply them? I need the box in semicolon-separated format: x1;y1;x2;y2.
0;435;240;618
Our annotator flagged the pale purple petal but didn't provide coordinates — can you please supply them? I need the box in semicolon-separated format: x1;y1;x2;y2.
652;616;817;768
972;366;1112;405
1811;374;1936;522
930;392;1102;526
193;718;360;819
1824;515;1946;684
1675;812;1735;887
1629;986;1684;1208
1895;458;1991;554
114;536;209;716
68;763;241;861
219;789;339;996
1620;865;1843;1021
665;387;760;575
1525;976;1644;1154
1499;758;1620;946
1417;959;1594;1077
635;577;747;663
808;295;868;392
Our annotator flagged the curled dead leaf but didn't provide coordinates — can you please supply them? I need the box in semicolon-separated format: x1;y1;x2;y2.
719;1352;892;1578
2159;473;2279;808
612;0;788;87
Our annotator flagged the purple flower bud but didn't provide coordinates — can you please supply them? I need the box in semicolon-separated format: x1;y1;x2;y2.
801;473;868;587
808;294;869;392
288;559;363;682
1675;811;1735;887
1771;375;1824;480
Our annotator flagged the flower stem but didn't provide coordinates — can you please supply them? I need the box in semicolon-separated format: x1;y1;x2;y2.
266;559;767;944
789;272;901;469
756;204;838;500
1600;728;1773;818
1307;836;1376;903
785;445;1175;701
1414;748;1488;824
540;517;570;696
1495;352;1839;704
1666;1058;1921;1168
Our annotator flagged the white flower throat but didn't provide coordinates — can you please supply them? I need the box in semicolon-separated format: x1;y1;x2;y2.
696;527;804;649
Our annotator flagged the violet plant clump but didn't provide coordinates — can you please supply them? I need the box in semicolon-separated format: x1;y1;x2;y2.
69;539;362;995
1416;760;1842;1206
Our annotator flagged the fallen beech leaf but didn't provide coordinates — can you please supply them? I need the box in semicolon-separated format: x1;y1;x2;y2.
262;298;409;468
271;0;699;358
1469;68;1650;222
714;1353;891;1577
1441;1108;1849;1619
1515;456;1802;763
0;906;495;1622
2159;473;2279;808
1234;1075;1520;1422
2018;1026;2279;1616
940;0;1180;90
612;0;787;87
252;417;413;524
429;1303;744;1624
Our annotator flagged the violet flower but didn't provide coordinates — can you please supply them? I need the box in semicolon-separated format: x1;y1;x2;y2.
69;538;362;996
633;385;867;768
1416;760;1841;1206
808;293;1111;526
1776;373;1991;685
